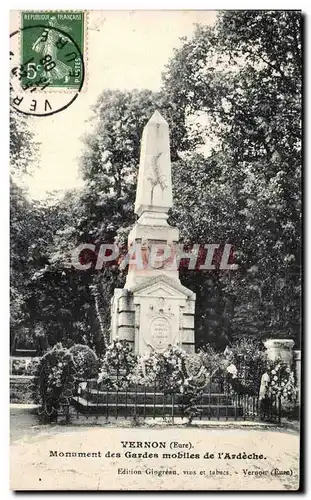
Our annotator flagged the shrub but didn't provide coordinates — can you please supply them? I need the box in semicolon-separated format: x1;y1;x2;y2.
281;398;300;420
11;357;41;376
199;344;227;377
32;343;76;422
224;337;266;395
10;377;33;403
69;344;99;379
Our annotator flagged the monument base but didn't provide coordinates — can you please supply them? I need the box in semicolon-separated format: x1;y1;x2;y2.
110;275;195;355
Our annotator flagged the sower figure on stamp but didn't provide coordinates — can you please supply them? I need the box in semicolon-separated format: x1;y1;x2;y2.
32;16;72;83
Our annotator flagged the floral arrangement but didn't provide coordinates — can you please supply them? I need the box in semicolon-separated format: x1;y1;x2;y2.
69;344;99;379
98;339;137;390
265;360;297;401
25;357;41;375
131;349;162;386
32;343;76;422
258;359;298;420
132;345;209;423
158;345;188;393
140;345;187;392
132;345;208;392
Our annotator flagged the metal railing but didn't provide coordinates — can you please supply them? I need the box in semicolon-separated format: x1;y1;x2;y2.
66;373;282;424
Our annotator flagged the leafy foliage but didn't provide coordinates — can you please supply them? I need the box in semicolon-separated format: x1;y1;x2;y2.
199;343;228;376
69;344;99;379
10;110;38;175
162;11;301;346
11;357;40;376
223;337;267;394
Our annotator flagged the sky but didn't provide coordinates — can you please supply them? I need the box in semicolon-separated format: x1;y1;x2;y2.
15;10;217;200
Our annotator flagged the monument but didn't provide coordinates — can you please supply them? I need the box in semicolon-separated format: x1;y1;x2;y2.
110;111;196;354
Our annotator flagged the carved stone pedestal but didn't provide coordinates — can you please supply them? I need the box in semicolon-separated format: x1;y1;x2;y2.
264;339;295;366
111;275;195;354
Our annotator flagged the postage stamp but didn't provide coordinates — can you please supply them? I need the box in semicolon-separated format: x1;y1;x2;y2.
10;11;86;116
21;11;85;90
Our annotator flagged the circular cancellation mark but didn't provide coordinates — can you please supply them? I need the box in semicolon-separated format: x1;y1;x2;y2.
10;24;85;117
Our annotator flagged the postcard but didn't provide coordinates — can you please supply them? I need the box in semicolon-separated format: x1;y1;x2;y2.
10;9;302;491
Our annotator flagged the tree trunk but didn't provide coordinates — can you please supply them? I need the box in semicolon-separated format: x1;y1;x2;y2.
90;283;108;352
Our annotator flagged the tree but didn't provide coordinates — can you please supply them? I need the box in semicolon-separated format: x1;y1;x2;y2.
10;109;39;351
162;10;301;346
10;110;38;176
10;186;67;352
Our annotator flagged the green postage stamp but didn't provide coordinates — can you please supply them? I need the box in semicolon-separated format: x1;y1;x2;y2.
20;11;85;90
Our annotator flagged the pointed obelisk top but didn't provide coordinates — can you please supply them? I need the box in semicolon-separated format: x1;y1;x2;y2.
135;110;173;222
147;110;169;125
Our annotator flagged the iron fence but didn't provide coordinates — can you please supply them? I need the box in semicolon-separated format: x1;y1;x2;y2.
66;374;282;424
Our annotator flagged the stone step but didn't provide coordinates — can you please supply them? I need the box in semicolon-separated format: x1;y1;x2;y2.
71;397;244;418
82;380;225;394
79;389;236;406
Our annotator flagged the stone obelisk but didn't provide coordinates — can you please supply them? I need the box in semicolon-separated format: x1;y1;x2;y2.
135;110;173;224
126;110;179;288
111;111;196;354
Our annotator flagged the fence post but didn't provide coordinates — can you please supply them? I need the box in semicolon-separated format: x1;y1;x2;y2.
263;339;295;424
106;383;109;421
208;376;211;420
264;339;294;365
225;374;229;421
95;380;99;422
153;380;156;419
125;385;128;419
116;368;119;419
293;350;301;403
134;382;138;420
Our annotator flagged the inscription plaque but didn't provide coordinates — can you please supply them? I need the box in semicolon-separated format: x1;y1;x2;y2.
150;316;171;350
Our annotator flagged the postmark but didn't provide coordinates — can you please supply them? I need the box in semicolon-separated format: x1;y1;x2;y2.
10;12;86;117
